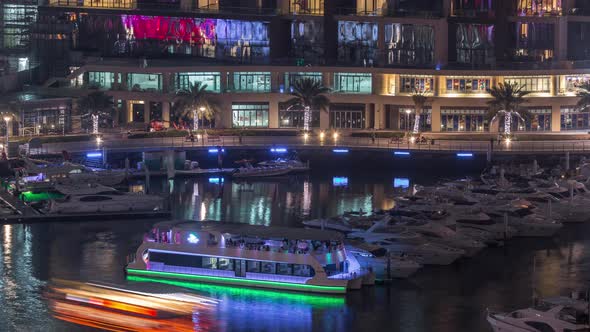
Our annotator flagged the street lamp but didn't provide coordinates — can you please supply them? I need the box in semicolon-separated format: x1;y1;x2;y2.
3;116;10;157
405;109;412;142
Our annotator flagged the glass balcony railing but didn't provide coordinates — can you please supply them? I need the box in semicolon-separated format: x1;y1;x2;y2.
48;0;136;9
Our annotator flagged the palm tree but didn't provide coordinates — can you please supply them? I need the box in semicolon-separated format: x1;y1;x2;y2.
575;82;590;111
284;78;330;132
410;90;430;134
173;82;220;131
77;91;114;134
486;82;530;136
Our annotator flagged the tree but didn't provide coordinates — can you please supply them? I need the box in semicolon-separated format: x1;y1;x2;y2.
410;90;430;134
77;91;114;134
284;78;330;132
173;82;220;131
575;82;590;111
486;82;530;136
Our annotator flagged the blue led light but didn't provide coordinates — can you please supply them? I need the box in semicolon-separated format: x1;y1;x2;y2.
456;153;474;158
394;178;410;189
86;152;102;158
208;148;225;153
333;149;349;153
394;151;410;156
332;177;349;187
208;177;224;184
270;148;287;153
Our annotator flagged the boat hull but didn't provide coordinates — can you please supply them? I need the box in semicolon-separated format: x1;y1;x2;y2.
126;268;348;295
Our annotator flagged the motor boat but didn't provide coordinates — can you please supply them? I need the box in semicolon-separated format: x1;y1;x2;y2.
346;243;422;279
389;219;486;257
47;189;164;214
302;217;355;233
258;157;309;172
487;297;589;332
483;203;563;238
232;162;292;178
347;227;466;266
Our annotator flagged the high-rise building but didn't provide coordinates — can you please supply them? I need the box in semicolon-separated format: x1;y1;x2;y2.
23;0;590;132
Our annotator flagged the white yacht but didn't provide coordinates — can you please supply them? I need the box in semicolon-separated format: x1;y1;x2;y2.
302;217;355;233
483;205;563;238
47;186;164;214
126;221;369;294
487;297;589;332
390;219;486;257
347;229;466;265
345;243;422;279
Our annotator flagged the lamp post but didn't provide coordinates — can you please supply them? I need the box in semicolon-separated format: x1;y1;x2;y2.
405;109;412;141
3;116;10;157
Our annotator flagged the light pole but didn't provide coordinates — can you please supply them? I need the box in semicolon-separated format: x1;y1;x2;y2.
405;109;412;140
3;116;10;157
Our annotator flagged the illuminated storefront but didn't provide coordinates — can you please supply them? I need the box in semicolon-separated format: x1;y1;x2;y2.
441;108;488;131
334;73;371;94
561;106;590;130
174;72;221;92
330;103;365;129
232;103;269;128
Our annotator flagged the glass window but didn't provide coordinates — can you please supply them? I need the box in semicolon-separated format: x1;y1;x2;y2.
279;103;320;128
202;257;218;269
563;75;590;94
290;0;323;15
217;258;234;270
441;108;488;132
233;72;271;92
293;264;315;277
451;0;493;15
261;261;276;274
175;72;221;92
2;4;37;50
330;103;365;129
285;72;323;91
48;0;135;8
232;103;269;128
499;107;551;132
397;106;432;132
561;106;590;130
517;0;561;16
276;263;293;275
455;24;494;66
384;24;434;67
504;76;551;93
23;106;71;135
337;21;379;66
334;73;372;93
290;20;325;65
246;260;261;273
399;75;434;93
511;23;554;61
444;77;491;94
88;72;115;89
127;73;162;91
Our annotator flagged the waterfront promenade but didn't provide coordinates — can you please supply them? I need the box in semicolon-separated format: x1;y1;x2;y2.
29;135;590;155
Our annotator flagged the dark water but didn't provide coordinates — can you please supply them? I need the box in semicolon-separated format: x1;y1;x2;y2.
1;170;590;331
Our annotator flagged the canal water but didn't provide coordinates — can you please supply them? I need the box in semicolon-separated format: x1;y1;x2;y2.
1;169;589;331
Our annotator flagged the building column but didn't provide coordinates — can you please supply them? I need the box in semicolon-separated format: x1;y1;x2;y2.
434;19;448;69
162;101;170;128
227;71;234;92
365;103;373;129
144;101;151;124
551;102;561;132
269;100;279;128
320;108;330;130
374;103;385;129
430;101;441;132
121;73;128;90
271;72;281;93
220;71;228;92
323;72;332;90
377;21;386;67
555;17;568;62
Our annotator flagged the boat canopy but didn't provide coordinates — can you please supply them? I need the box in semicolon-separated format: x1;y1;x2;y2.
154;220;345;242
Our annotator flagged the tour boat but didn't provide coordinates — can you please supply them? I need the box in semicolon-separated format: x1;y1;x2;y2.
486;297;589;332
47;188;164;214
126;221;369;294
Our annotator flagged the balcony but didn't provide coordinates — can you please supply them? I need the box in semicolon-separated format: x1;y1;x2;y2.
48;0;136;9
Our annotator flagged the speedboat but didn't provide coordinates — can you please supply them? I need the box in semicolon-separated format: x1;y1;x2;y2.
47;190;164;214
346;243;422;279
302;217;355;233
347;228;466;265
487;297;589;332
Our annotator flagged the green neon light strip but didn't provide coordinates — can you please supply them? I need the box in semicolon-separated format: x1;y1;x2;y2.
127;275;345;306
127;269;346;293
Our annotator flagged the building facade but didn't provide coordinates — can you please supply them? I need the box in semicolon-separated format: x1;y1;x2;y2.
25;0;590;132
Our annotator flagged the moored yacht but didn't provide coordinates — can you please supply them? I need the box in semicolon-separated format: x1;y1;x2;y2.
345;242;422;279
126;221;368;294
